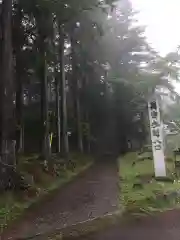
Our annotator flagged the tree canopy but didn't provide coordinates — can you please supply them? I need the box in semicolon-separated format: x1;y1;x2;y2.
0;0;180;189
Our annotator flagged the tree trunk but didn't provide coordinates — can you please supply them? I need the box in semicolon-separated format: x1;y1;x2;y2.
53;23;61;153
0;0;16;189
55;71;61;153
81;74;91;154
40;43;51;160
76;95;83;152
71;37;83;153
14;5;24;154
16;76;24;154
85;111;91;154
0;2;3;152
59;27;69;159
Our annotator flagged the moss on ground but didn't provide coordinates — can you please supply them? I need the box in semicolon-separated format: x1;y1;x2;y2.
120;152;180;215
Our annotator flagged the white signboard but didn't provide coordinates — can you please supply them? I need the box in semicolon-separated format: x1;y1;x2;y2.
148;99;166;177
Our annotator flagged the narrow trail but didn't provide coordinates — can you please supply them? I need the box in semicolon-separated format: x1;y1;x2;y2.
2;160;118;239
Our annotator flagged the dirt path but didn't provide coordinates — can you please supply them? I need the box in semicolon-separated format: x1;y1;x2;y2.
82;209;180;240
2;161;118;239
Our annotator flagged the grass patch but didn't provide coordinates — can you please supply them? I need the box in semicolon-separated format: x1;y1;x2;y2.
0;153;93;233
120;152;180;216
165;133;180;158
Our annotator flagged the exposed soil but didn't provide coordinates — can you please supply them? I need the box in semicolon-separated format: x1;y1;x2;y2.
81;209;180;240
2;160;118;240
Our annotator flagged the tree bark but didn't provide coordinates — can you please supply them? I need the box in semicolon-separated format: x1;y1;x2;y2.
16;75;24;154
55;71;61;153
0;2;3;152
83;75;91;153
40;42;51;160
14;4;24;154
59;27;69;159
0;0;16;189
71;37;83;153
53;23;61;153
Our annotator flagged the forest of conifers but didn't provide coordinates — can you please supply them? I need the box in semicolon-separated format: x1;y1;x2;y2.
0;0;180;190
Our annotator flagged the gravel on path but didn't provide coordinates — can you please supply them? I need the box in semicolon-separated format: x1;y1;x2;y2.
80;209;180;240
2;161;118;240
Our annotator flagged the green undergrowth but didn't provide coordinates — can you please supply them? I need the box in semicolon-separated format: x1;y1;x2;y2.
0;153;93;233
120;152;180;216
